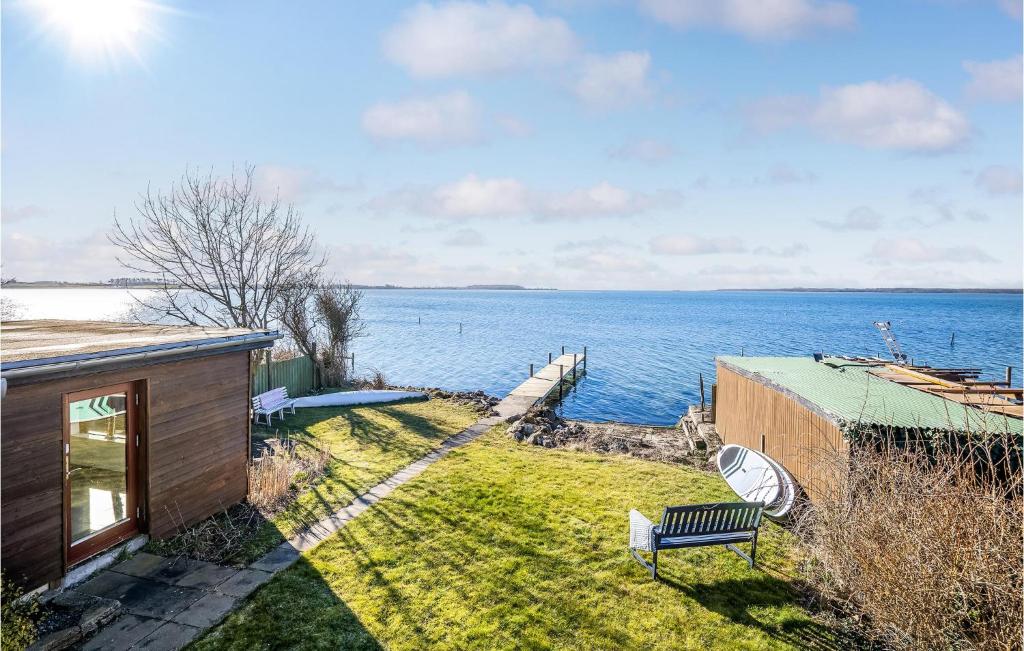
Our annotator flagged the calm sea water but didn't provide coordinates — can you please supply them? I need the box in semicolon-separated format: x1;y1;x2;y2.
6;288;1022;425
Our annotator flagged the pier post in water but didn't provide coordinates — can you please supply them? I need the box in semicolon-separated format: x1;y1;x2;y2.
561;345;565;355
559;365;564;400
548;352;552;363
573;354;578;381
583;346;587;371
1007;366;1014;386
529;363;534;377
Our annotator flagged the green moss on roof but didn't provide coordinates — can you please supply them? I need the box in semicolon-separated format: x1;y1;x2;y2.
717;356;1023;435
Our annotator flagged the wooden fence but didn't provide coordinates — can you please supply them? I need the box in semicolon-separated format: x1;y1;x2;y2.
252;355;316;397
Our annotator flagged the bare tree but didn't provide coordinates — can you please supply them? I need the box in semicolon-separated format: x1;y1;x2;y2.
110;165;324;330
278;280;364;386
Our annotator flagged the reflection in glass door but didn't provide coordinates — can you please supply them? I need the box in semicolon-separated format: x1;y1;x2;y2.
65;383;138;565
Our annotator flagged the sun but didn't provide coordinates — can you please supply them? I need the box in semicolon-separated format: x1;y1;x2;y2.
27;0;167;68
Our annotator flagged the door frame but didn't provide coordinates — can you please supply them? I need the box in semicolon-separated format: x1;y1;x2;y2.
62;381;141;567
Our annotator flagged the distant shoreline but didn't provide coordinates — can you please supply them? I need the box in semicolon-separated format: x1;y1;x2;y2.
2;283;1020;294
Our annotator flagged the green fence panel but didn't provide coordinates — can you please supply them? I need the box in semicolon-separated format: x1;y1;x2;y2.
252;355;315;397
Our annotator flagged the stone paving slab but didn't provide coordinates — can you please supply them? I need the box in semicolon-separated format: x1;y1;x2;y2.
172;593;238;628
132;622;201;651
79;571;204;620
173;562;239;590
78;614;164;651
215;569;273;599
250;545;301;573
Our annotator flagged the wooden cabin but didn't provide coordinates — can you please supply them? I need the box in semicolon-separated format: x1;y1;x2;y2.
0;320;279;590
714;355;1023;502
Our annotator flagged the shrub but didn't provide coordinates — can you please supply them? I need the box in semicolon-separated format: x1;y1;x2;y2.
796;432;1022;650
1;573;39;651
248;437;332;511
367;368;388;390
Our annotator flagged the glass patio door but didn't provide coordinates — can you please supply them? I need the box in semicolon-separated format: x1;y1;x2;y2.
64;382;139;565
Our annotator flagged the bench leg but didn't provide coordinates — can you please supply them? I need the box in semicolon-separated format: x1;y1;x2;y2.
629;548;658;580
725;543;755;568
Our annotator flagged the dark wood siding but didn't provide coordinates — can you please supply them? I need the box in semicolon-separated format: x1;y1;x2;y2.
715;362;848;503
1;351;251;588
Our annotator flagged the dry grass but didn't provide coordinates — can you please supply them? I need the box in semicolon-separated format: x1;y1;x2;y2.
249;437;332;511
151;436;333;564
796;433;1023;650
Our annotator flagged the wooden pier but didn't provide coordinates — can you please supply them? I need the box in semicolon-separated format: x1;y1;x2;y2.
495;348;587;420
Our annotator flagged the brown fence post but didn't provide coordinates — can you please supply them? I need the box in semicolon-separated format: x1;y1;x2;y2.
265;350;272;391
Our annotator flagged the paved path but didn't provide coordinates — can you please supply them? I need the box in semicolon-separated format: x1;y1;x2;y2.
67;411;509;650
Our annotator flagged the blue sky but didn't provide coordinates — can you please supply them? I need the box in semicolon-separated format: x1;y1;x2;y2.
2;0;1021;289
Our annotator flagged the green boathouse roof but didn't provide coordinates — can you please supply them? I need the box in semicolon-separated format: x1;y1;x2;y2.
717;356;1022;435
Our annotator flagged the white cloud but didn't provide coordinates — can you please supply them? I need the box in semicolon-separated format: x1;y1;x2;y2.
764;164;817;184
382;1;579;78
963;55;1023;102
743;95;813;134
608;138;676;164
2;230;123;281
867;238;996;264
362;91;482;146
573;51;654;109
367;174;679;221
975;165;1023;195
253;165;360;202
997;0;1022;19
637;0;856;40
444;228;487;247
649;235;746;255
814;206;883;231
747;79;970;152
698;264;791;276
1;205;47;223
496;115;533;137
753;242;810;257
812;80;969;151
563;251;660;274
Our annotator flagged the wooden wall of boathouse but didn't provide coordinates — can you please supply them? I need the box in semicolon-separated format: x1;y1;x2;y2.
1;351;251;589
715;361;848;503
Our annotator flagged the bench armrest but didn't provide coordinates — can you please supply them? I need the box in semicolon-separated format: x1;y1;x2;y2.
629;509;656;552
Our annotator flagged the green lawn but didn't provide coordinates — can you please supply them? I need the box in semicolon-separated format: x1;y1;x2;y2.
194;427;839;650
152;398;481;564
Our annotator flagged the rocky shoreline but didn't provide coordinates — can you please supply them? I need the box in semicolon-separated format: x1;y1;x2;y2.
384;385;501;416
507;405;721;468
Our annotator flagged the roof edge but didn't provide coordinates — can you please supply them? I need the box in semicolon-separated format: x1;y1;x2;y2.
1;331;281;379
715;357;843;427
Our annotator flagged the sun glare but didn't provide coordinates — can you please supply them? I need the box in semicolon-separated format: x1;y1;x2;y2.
28;0;166;68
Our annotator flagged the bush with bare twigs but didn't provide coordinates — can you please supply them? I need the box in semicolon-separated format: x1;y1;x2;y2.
150;436;333;564
365;368;388;390
795;432;1022;650
248;437;332;511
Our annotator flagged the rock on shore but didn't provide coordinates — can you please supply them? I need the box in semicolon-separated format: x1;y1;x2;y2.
507;406;721;468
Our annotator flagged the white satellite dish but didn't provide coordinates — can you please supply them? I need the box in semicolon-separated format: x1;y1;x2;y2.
717;444;796;519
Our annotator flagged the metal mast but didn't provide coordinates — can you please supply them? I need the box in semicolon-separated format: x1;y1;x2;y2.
873;321;908;365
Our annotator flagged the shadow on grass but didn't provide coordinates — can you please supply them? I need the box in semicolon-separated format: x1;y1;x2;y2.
659;572;859;651
194;555;383;651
